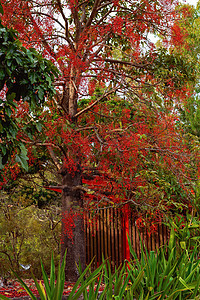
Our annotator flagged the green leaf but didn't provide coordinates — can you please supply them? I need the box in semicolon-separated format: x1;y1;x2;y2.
15;154;28;171
0;295;10;300
19;143;28;157
180;241;186;249
52;250;66;300
37;87;45;100
49;252;55;292
68;259;104;300
30;72;36;84
36;122;43;132
31;274;47;300
0;2;4;15
13;272;37;300
6;92;16;101
40;261;51;298
5;106;12;117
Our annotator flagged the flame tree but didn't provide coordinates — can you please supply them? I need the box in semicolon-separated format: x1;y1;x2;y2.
0;0;199;280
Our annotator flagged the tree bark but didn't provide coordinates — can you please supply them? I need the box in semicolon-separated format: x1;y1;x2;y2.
60;65;85;281
60;166;85;282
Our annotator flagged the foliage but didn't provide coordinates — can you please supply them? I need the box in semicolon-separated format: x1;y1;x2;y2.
78;231;200;299
165;213;200;254
0;251;105;300
2;166;62;208
0;0;198;213
1;0;200;281
13;252;68;300
1;233;200;299
125;235;200;299
168;2;200;215
0;203;61;278
0;8;58;171
81;233;200;299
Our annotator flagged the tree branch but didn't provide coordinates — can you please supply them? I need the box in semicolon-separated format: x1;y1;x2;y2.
47;146;62;171
95;4;114;26
85;0;101;28
31;11;65;30
56;0;76;50
74;88;118;118
46;185;94;194
94;58;150;68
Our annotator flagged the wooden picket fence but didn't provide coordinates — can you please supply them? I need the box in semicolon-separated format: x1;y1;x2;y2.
84;208;169;269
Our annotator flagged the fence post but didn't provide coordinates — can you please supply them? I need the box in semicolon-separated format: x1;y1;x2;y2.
122;205;130;261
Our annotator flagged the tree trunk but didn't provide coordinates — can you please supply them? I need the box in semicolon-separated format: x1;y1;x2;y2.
60;68;85;281
60;166;85;282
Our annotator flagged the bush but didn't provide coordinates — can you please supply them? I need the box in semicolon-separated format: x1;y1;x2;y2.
1;229;200;299
0;204;61;278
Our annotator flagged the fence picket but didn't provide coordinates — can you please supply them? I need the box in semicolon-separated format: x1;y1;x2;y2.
85;208;168;269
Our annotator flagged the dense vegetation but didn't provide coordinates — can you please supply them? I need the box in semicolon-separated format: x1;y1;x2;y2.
0;0;200;284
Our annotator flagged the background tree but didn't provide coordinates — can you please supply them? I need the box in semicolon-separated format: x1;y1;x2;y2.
0;0;199;281
172;1;200;215
0;201;61;278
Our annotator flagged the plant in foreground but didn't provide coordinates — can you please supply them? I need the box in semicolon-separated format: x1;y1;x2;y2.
166;213;200;254
0;251;104;300
78;230;200;299
1;230;200;299
124;232;200;299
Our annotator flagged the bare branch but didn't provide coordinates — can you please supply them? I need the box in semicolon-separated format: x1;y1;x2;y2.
47;146;62;171
74;88;118;118
85;0;101;28
96;4;114;26
94;58;150;68
77;0;90;8
46;185;94;194
75;126;94;132
80;1;87;25
56;0;75;50
31;11;65;30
